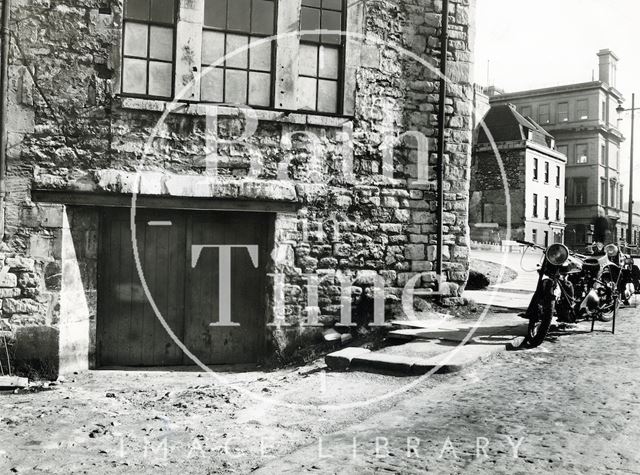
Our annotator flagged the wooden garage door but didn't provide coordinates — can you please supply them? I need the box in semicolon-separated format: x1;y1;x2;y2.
97;208;270;367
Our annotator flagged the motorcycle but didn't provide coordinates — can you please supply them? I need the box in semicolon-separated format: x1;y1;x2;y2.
518;240;626;347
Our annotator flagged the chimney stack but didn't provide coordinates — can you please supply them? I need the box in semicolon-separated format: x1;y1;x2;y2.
597;49;618;88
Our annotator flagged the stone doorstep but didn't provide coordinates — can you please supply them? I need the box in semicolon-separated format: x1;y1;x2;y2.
387;324;527;343
0;376;29;388
327;344;508;376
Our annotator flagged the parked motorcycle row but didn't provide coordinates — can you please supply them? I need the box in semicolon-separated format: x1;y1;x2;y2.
518;239;640;348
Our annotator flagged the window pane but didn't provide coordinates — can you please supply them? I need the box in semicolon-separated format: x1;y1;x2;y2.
297;76;317;110
125;0;149;20
204;0;227;29
124;22;149;58
122;58;148;95
251;0;275;35
201;67;224;102
225;69;248;104
228;0;251;31
319;46;338;79
302;0;321;6
148;61;172;97
317;79;337;113
202;30;226;65
300;7;320;42
299;44;318;76
249;71;271;106
150;0;174;23
249;38;272;71
321;10;342;44
226;34;249;69
322;0;343;9
149;26;173;61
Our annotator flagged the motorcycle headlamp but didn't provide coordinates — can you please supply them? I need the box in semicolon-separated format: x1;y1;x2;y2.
605;244;619;258
546;243;569;266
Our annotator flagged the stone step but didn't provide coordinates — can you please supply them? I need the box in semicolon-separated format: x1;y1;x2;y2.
0;376;28;388
325;343;510;375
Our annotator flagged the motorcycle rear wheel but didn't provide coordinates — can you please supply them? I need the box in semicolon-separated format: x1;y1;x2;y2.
526;281;555;348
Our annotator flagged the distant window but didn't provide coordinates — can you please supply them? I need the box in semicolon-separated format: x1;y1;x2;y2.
600;178;607;206
575;178;587;204
556;198;560;221
544;162;549;183
576;144;588;164
200;0;277;106
601;144;606;165
558;102;569;122
577;99;589;120
122;0;177;98
544;196;549;219
539;104;550;124
610;180;616;207
544;231;549;247
602;101;606;121
520;105;532;117
297;0;345;113
556;165;561;187
532;229;538;244
616;148;620;170
533;158;539;180
533;193;538;217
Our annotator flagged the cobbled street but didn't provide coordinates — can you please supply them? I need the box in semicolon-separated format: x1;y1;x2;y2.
258;306;640;474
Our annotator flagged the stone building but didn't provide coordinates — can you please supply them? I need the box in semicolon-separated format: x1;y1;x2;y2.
470;104;566;244
488;49;629;249
0;0;476;376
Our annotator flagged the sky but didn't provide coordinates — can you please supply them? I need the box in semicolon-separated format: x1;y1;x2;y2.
473;0;640;200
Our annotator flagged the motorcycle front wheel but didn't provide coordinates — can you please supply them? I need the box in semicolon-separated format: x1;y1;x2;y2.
526;280;555;348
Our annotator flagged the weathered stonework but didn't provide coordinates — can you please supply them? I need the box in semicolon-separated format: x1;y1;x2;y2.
2;0;475;376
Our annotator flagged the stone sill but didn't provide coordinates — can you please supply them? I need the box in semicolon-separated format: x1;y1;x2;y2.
117;97;353;129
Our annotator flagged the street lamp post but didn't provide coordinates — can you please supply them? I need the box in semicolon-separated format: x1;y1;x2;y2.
617;93;637;245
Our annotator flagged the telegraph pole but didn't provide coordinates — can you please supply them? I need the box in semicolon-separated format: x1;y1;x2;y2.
618;94;637;245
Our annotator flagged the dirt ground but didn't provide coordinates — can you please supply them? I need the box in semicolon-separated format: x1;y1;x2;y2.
0;355;454;474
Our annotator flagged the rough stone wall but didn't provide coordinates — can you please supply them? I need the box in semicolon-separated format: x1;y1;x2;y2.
470;146;526;241
3;0;475;372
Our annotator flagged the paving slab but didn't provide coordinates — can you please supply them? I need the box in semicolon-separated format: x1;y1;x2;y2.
325;347;371;371
325;314;528;376
0;376;29;388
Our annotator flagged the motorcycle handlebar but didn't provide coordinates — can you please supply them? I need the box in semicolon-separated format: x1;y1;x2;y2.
516;239;545;251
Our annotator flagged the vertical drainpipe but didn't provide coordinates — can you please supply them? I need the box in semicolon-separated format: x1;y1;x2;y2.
0;0;10;241
436;0;450;288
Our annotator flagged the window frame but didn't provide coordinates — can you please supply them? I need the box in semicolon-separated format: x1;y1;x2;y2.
533;157;538;181
555;198;560;221
121;0;178;100
533;193;538;218
575;143;588;164
574;178;587;205
297;0;348;115
576;98;589;120
544;195;549;219
544;161;549;184
555;165;561;187
539;103;550;124
199;0;279;108
558;102;569;122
